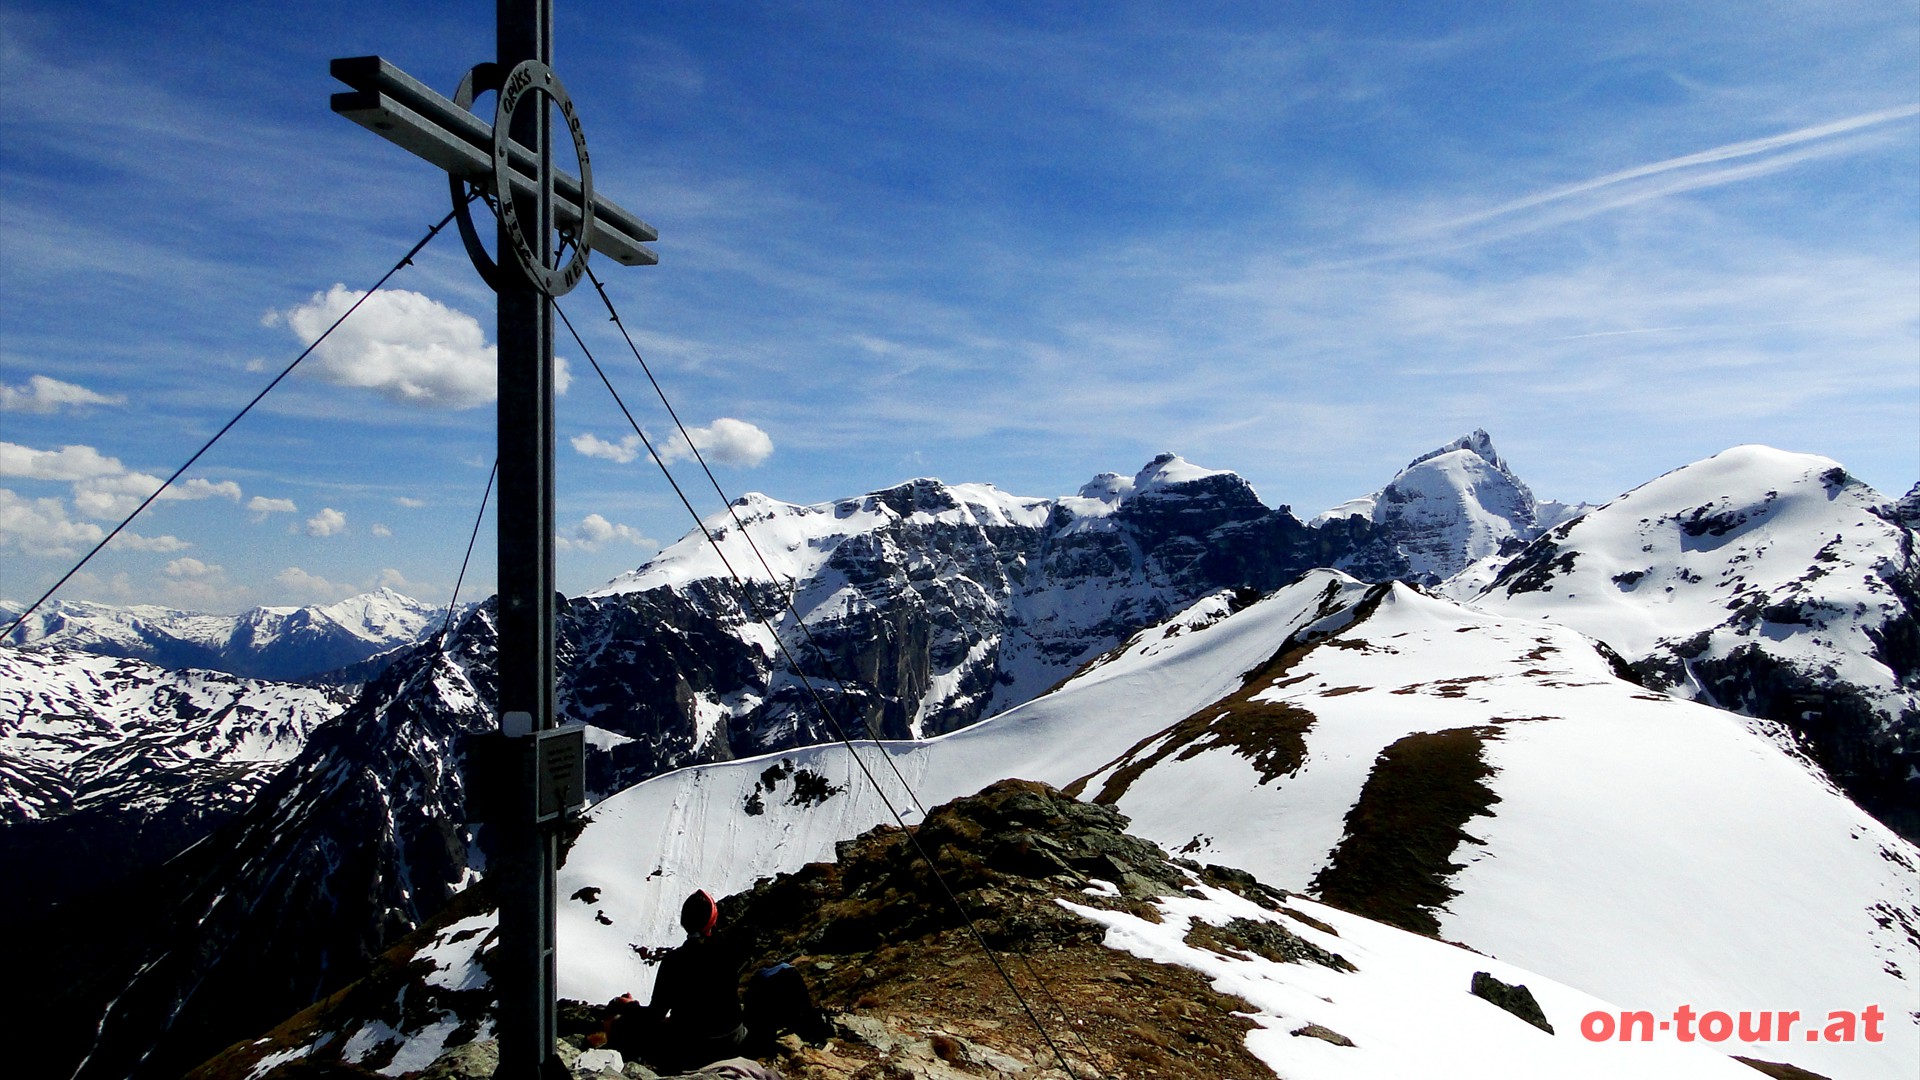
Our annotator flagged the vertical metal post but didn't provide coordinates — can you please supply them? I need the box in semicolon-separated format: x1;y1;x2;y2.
494;0;559;1077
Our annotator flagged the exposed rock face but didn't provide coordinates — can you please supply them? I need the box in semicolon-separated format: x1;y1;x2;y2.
186;780;1310;1080
1895;482;1920;530
578;456;1333;768
1469;971;1554;1035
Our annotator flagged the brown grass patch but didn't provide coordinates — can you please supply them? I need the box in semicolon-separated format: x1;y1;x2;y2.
1309;726;1503;937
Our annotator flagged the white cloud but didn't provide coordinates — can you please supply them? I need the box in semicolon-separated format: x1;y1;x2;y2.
371;522;393;538
180;478;242;501
275;566;353;602
117;532;190;553
248;496;297;521
269;285;496;409
657;418;775;468
0;488;103;556
267;566;436;606
305;507;347;537
2;441;244;520
394;496;427;509
0;375;124;414
377;567;438;598
265;286;575;410
556;513;656;552
161;571;246;610
164;556;220;578
71;471;240;521
572;432;643;463
0;441;124;481
64;570;137;605
0;488;185;556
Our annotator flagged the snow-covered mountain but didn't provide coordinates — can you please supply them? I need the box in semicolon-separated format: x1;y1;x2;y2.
1315;429;1589;586
1466;446;1919;837
545;571;1918;1080
217;571;1918;1079
0;648;353;934
20;619;500;1080
213;779;1825;1080
0;650;352;825
566;438;1561;777
26;436;1913;1079
1;586;451;683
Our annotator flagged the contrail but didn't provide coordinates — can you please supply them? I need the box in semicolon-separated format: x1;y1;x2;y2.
1446;103;1920;231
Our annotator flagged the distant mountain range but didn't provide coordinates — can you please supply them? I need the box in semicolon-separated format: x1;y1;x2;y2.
1;586;453;683
6;432;1914;1079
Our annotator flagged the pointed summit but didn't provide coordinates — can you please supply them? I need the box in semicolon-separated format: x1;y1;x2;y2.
1315;430;1551;585
1405;428;1510;475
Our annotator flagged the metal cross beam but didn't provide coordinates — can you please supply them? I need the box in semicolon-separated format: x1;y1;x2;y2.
329;4;649;1078
331;54;658;268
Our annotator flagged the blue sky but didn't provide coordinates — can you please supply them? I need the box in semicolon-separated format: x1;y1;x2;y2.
2;0;1916;612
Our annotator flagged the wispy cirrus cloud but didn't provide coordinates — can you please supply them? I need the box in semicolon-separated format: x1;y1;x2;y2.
1392;105;1920;253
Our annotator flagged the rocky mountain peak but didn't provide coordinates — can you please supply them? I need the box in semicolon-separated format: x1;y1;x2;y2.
1313;430;1545;585
1129;452;1244;496
850;476;963;519
1073;470;1132;504
1405;427;1507;474
1894;481;1920;529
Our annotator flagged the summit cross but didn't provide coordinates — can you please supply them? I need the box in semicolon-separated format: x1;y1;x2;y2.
329;2;655;1077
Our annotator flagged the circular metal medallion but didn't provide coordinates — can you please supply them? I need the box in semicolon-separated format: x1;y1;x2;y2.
493;60;593;296
450;63;503;292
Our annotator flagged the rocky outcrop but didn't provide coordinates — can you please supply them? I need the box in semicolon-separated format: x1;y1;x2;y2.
187;780;1318;1080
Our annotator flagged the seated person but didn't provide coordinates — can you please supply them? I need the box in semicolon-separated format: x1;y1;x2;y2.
605;889;747;1072
605;889;826;1072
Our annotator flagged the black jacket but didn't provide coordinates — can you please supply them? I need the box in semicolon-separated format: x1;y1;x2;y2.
648;934;747;1042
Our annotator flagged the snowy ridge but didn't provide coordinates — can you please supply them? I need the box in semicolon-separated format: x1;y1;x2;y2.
552;572;1918;1080
33;435;1912;1079
1067;888;1770;1080
1;586;449;682
0;648;351;823
595;482;1054;595
1468;445;1918;833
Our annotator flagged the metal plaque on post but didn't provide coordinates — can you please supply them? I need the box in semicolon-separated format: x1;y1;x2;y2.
534;725;586;823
